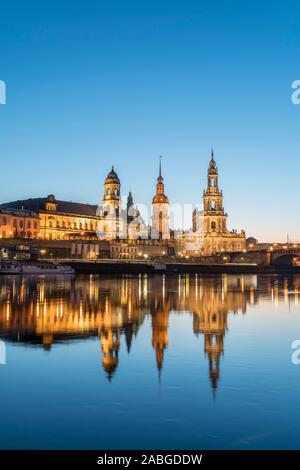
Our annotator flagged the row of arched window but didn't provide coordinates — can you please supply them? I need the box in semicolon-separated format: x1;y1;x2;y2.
47;219;96;231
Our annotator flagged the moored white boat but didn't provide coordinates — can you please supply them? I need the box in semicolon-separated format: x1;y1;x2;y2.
0;262;75;275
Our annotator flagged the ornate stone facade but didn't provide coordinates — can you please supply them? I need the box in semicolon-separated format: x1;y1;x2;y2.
192;151;246;255
151;158;170;240
1;195;99;240
1;152;245;255
98;167;148;241
97;166;126;240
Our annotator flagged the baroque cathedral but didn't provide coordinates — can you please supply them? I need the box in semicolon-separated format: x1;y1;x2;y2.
190;150;245;255
0;150;245;256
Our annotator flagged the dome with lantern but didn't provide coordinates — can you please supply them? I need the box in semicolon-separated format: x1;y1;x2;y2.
105;166;120;185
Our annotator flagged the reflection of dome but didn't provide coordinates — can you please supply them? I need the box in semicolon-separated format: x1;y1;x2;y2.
42;333;53;350
102;355;118;375
246;237;257;245
105;166;120;184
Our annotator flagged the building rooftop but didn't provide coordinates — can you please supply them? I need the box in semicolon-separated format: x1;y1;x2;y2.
0;207;39;218
1;198;98;217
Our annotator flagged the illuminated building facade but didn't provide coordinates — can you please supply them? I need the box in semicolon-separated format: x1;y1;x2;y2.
192;150;246;255
98;166;147;241
0;194;98;240
151;158;170;240
1;153;245;256
0;208;40;239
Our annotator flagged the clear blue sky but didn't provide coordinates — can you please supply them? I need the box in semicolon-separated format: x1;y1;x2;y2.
0;0;299;241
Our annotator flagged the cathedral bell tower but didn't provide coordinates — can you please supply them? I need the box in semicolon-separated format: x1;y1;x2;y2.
151;157;170;240
203;150;228;235
191;149;246;255
103;166;121;212
99;166;123;240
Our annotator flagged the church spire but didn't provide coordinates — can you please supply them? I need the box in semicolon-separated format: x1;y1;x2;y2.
127;190;134;216
209;148;216;170
127;190;133;207
153;157;168;202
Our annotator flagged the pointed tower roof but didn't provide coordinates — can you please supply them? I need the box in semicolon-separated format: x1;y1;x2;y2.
157;155;163;182
152;156;169;204
208;148;218;174
209;148;216;166
125;325;134;353
127;190;134;208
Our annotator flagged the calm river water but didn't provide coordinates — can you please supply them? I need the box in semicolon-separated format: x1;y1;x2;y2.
0;273;299;449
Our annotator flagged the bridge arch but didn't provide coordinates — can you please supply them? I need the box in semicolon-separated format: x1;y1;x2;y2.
271;253;300;267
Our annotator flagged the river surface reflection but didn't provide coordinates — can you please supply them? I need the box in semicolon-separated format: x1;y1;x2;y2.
0;273;300;449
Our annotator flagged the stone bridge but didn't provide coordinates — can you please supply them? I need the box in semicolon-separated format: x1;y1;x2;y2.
230;247;300;266
269;248;300;266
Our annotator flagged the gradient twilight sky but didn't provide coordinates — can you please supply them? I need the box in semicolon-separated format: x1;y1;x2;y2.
0;0;299;242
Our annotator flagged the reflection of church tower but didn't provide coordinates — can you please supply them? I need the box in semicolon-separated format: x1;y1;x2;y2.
98;295;122;381
124;323;134;353
204;332;224;392
151;157;170;240
192;277;228;393
203;150;227;236
99;328;120;381
151;290;170;374
194;309;227;392
42;333;54;350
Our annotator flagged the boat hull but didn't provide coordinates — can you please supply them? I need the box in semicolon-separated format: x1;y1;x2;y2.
0;264;75;275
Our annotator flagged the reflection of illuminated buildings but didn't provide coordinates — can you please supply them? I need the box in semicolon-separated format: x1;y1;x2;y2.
99;313;121;381
191;276;244;391
150;276;171;373
193;298;227;392
0;274;299;389
0;276;146;382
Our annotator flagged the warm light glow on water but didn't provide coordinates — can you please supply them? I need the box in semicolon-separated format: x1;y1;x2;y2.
0;273;300;449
